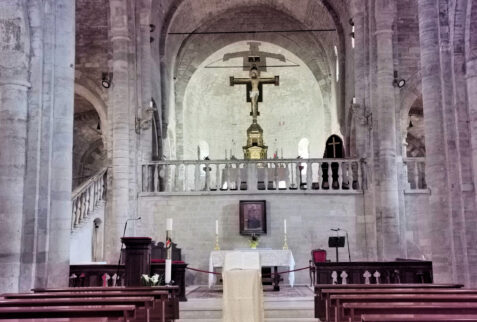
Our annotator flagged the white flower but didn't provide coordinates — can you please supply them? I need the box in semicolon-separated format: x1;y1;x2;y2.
151;274;159;285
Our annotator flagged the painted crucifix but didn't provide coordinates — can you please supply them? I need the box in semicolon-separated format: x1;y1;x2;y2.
229;63;279;123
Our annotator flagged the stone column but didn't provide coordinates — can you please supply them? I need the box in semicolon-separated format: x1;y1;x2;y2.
350;0;368;157
105;0;131;263
417;0;453;282
0;0;30;293
374;2;402;260
467;57;477;230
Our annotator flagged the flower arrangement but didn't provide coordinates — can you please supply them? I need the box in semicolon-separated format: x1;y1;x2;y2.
140;274;163;286
249;234;259;249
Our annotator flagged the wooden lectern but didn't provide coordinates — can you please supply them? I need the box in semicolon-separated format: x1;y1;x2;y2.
121;237;152;286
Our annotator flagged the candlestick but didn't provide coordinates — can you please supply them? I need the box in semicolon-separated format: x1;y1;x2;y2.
283;233;288;250
165;218;173;284
214;233;220;251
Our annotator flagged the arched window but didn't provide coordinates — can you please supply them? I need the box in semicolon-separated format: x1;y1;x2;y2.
198;140;210;160
298;138;310;159
334;45;339;82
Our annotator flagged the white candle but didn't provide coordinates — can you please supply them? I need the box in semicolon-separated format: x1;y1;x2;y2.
215;220;219;235
284;219;287;234
165;259;172;284
166;218;173;231
352;97;356;104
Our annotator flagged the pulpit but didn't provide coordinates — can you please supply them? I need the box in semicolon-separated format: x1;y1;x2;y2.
121;237;152;286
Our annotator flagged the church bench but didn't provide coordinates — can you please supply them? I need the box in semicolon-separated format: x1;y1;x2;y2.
344;301;477;322
322;288;477;321
31;287;180;320
331;293;477;322
2;291;172;322
0;296;155;322
314;283;463;320
361;313;477;321
0;304;136;320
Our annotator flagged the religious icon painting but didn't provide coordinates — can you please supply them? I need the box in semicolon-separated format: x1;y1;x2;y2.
239;200;267;235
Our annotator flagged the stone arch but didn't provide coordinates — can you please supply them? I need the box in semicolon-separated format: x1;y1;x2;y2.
74;82;108;140
399;72;422;144
156;0;351;153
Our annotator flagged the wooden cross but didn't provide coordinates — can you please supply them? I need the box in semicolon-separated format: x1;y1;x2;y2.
327;136;341;158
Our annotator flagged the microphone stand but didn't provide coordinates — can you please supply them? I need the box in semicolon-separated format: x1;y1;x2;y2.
340;228;352;262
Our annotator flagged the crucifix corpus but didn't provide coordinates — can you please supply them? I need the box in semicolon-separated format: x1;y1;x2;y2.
229;63;279;160
229;64;279;123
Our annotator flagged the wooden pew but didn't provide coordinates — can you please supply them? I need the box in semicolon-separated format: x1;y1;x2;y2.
344;302;477;322
332;294;477;322
2;291;170;322
0;296;154;322
323;288;477;322
314;283;463;321
361;313;477;321
31;286;180;321
0;305;136;321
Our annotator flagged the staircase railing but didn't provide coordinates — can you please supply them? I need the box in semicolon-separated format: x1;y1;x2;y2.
71;167;107;230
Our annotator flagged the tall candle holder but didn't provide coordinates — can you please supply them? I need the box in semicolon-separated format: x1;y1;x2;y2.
282;233;288;250
214;233;220;250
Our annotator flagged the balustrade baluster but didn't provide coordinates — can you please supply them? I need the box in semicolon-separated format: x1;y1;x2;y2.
318;162;323;189
327;162;332;190
307;161;312;190
296;161;301;190
264;163;269;190
338;161;343;190
357;161;363;190
216;163;220;190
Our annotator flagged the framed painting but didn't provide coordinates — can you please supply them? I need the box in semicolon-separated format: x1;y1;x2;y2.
239;200;267;235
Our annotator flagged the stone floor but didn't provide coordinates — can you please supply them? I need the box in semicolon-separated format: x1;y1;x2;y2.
177;284;319;322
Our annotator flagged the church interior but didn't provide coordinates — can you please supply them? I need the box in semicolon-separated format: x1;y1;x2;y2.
1;0;477;321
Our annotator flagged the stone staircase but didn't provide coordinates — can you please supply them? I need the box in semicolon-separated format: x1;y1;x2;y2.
177;295;318;322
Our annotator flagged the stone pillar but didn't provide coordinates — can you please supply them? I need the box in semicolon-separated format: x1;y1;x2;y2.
417;0;453;282
46;0;76;288
0;0;30;293
105;0;131;263
350;0;368;157
374;2;402;260
467;57;477;228
138;0;153;162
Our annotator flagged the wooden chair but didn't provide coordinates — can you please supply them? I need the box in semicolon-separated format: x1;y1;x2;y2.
310;249;327;286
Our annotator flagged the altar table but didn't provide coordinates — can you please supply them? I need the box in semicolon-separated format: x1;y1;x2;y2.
208;250;295;288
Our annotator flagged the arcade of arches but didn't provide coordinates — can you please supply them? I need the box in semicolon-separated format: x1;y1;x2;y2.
1;0;477;293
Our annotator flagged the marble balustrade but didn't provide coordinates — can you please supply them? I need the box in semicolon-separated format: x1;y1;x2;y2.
141;158;365;194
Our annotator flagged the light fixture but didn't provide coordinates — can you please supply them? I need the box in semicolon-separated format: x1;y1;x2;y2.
393;71;406;88
101;72;112;89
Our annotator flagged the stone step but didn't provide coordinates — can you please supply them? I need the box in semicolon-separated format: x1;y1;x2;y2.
178;297;315;320
177;319;318;322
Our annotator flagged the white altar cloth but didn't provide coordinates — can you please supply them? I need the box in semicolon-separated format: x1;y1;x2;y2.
208;249;295;288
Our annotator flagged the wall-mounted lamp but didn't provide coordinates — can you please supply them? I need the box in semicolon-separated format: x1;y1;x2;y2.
393;71;406;88
101;72;113;88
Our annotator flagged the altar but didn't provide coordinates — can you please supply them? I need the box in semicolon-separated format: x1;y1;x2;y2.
209;249;295;289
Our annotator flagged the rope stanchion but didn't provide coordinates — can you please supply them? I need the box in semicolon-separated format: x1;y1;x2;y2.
186;266;311;276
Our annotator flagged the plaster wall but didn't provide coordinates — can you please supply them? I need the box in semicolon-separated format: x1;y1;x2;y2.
137;193;367;285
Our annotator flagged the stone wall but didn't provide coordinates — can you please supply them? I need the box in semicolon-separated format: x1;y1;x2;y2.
137;193;367;285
